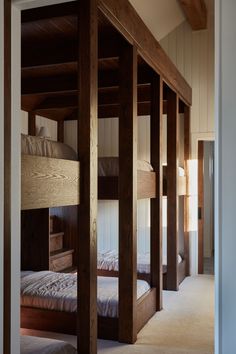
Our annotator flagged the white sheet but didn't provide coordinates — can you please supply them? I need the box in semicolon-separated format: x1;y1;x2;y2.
21;335;77;354
21;272;150;318
97;250;183;273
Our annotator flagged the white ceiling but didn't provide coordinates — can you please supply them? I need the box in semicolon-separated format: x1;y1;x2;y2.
129;0;185;41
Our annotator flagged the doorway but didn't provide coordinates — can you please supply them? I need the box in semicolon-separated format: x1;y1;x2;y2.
198;140;215;275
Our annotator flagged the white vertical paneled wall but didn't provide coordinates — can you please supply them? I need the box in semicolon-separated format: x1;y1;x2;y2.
21;110;57;141
160;0;215;274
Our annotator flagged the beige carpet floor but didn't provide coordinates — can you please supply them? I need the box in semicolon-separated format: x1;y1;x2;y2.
21;275;214;354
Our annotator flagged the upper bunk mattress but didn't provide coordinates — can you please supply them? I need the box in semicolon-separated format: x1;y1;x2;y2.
21;134;77;161
20;335;77;354
21;271;150;318
98;157;153;176
98;250;183;274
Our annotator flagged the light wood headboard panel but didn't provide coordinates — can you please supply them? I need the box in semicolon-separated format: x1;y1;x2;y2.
21;155;80;210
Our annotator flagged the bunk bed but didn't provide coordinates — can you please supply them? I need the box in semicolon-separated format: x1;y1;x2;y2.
20;0;192;350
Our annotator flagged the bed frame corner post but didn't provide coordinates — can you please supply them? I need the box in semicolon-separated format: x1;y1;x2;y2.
150;74;163;310
28;112;36;136
77;0;98;353
184;105;190;276
166;89;179;291
119;42;138;344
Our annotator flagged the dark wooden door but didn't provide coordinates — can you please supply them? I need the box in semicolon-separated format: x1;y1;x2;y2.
198;141;204;274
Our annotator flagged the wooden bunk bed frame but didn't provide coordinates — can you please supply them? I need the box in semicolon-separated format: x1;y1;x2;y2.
20;0;192;352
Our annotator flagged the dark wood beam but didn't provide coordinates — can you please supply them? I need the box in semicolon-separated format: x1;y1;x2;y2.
178;0;207;31
166;89;179;291
22;36;121;69
184;105;190;276
119;44;137;344
57;121;64;142
28;112;36;135
21;67;152;96
150;74;163;311
98;0;192;105
77;0;97;352
4;0;11;352
21;2;77;22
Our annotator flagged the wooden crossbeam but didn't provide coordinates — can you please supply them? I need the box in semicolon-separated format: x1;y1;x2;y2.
22;36;121;69
21;68;152;96
178;0;207;30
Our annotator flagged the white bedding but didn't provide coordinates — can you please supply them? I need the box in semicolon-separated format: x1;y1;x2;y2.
21;134;77;161
21;272;150;318
21;335;77;354
98;157;153;176
97;250;183;273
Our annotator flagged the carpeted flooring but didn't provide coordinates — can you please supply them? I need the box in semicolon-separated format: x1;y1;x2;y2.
21;275;214;354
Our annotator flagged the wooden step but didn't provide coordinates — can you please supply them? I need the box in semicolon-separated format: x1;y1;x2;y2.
50;232;64;252
50;248;74;272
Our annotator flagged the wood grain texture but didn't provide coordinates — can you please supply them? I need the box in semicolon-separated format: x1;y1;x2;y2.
166;90;179;291
57;121;64;142
21;209;50;271
150;74;163;310
178;0;207;31
28;112;36;136
51;206;78;267
4;0;11;351
198;140;204;274
98;171;155;200
184;105;190;275
118;44;137;344
98;0;192;105
21;155;80;210
77;0;98;352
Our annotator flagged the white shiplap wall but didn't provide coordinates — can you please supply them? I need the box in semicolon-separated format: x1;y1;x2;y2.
21;110;57;141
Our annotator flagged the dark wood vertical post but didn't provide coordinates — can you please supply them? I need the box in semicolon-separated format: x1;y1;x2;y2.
119;43;137;344
198;140;204;274
28;112;36;136
4;0;11;353
166;89;179;291
78;0;98;353
150;74;163;310
57;121;64;143
184;105;190;276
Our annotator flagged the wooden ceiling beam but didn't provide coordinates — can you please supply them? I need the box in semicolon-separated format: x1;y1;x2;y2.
21;2;77;23
22;36;121;69
21;67;152;96
178;0;207;30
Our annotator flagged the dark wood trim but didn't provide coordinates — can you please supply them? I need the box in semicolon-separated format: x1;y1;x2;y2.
98;171;156;200
119;43;137;344
166;90;179;291
178;0;207;31
28;112;36;136
98;0;192;105
198;140;204;274
57;121;64;143
78;0;98;353
184;105;190;276
4;0;11;352
150;74;163;310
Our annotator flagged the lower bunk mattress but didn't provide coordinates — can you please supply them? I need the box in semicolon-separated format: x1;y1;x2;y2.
21;271;150;318
21;335;77;354
97;250;183;274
